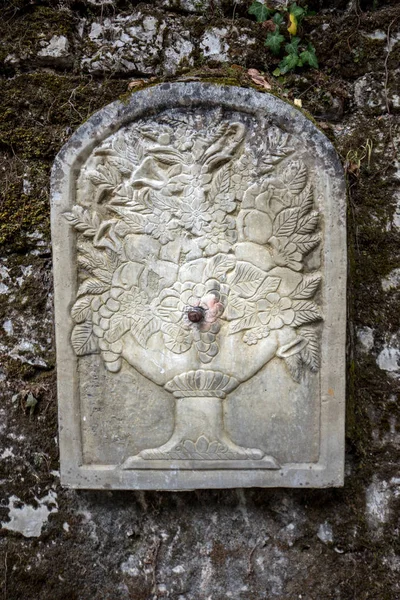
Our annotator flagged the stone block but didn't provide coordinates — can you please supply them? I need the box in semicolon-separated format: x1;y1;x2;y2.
51;82;346;489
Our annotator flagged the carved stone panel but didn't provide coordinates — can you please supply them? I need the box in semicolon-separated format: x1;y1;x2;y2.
51;83;346;489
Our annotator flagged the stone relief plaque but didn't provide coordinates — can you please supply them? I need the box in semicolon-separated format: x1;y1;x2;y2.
51;83;346;489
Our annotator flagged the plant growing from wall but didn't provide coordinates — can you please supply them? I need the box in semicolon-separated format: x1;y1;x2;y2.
248;1;318;76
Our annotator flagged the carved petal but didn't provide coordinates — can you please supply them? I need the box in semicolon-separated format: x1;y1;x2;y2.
163;324;192;353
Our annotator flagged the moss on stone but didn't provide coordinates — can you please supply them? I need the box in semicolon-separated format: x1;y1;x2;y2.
0;72;126;249
0;5;78;65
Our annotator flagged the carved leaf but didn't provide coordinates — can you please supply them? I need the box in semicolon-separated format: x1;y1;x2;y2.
292;186;314;217
105;248;121;271
71;321;98;356
282;160;307;194
71;296;93;323
88;165;119;189
229;312;259;335
167;164;182;180
292;301;322;326
299;327;320;371
291;234;321;254
78;255;98;275
150;191;179;213
108;157;134;177
77;278;110;297
131;317;160;348
148;147;183;166
112;135;143;165
259;129;294;171
126;135;144;164
230;262;266;298
284;353;303;382
292;274;322;299
92;268;112;285
113;137;129;158
251;276;281;302
207;122;230;146
209;164;230;202
295;212;319;235
108;207;147;233
273;208;300;237
78;242;111;272
203;254;236;280
225;294;247;320
106;314;131;344
63;206;100;237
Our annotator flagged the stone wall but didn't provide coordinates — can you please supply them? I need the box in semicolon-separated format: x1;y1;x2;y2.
0;1;399;598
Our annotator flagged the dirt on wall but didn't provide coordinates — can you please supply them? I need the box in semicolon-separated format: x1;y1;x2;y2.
0;1;400;599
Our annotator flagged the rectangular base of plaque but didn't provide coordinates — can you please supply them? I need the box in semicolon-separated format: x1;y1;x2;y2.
121;457;280;470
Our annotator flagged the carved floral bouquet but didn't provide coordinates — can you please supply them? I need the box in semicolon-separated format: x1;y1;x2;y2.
65;110;322;385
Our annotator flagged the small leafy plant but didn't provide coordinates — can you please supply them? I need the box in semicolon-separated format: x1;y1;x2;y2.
248;1;318;76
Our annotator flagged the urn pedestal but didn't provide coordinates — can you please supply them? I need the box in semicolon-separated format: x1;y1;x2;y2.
122;373;279;469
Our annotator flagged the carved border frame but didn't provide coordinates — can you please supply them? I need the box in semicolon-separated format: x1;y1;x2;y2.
51;82;346;489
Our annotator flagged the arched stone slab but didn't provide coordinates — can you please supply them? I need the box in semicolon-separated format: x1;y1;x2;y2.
51;82;346;489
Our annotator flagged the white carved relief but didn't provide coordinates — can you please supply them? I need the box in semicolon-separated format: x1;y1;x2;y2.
64;108;323;466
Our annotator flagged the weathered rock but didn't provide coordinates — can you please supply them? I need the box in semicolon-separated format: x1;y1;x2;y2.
81;13;194;75
1;492;58;538
37;35;72;67
353;72;400;114
200;27;230;62
161;0;222;12
200;26;257;66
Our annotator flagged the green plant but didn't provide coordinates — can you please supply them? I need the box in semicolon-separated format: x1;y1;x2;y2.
248;1;318;75
345;139;373;176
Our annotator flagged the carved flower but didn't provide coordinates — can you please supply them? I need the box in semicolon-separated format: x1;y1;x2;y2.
198;216;237;256
119;288;149;315
144;210;179;245
179;195;212;236
243;327;270;346
257;293;295;330
231;154;252;201
157;279;227;332
174;125;195;152
269;236;302;271
217;193;236;214
181;172;213;197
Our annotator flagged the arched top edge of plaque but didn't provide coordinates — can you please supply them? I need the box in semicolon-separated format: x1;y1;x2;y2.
51;82;345;190
51;82;346;490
